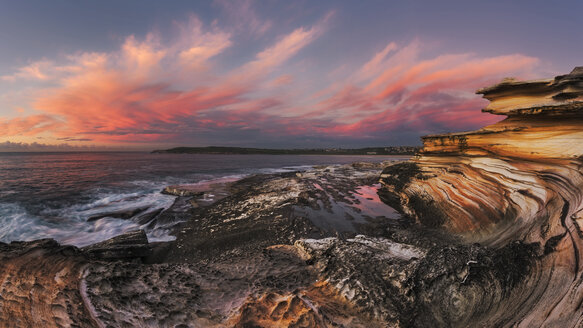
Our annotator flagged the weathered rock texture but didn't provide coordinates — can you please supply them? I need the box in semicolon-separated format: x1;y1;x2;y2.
0;240;96;328
0;163;406;327
380;67;583;326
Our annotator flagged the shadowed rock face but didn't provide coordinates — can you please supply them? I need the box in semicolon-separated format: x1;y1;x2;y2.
380;67;583;326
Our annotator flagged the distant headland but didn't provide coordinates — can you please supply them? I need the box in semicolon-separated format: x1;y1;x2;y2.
151;146;420;155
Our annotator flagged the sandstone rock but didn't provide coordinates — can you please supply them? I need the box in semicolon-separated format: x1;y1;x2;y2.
421;68;583;160
478;66;583;116
380;67;583;327
0;239;94;327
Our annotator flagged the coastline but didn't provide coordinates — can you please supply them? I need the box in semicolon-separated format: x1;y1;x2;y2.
151;146;419;156
0;160;412;326
0;153;407;247
3;68;583;327
0;158;542;326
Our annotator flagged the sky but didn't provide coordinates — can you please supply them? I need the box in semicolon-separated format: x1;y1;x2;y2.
0;0;581;151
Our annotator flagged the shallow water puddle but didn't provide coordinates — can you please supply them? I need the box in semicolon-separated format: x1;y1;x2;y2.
295;183;399;234
348;184;399;219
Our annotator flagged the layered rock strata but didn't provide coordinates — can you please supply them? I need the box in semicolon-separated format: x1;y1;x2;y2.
380;67;583;326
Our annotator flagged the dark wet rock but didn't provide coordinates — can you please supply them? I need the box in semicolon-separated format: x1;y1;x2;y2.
80;245;317;327
293;234;542;327
1;238;81;260
351;161;382;169
380;162;423;192
81;230;151;260
147;196;195;230
161;185;205;197
87;206;150;222
145;181;234;233
165;165;397;263
295;235;424;323
82;263;203;327
133;207;164;225
143;241;173;264
409;241;541;327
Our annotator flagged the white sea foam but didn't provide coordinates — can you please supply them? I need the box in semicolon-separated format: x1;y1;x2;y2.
0;153;404;247
0;172;250;246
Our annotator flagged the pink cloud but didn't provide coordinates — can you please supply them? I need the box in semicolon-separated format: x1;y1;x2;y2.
356;42;398;82
174;15;233;70
7;15;325;144
1;60;54;81
272;74;294;86
234;23;325;81
0;115;62;136
301;41;538;139
1;14;540;147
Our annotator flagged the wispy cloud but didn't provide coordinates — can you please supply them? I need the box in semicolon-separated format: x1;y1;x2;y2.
303;40;538;138
4;14;328;144
1;60;54;81
0;115;62;136
0;141;98;151
0;11;539;147
213;0;272;37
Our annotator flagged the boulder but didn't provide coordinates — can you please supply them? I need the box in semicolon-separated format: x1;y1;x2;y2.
161;185;205;197
82;230;151;260
87;206;150;222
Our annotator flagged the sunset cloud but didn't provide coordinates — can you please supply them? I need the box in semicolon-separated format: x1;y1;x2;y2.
1;60;54;81
0;12;540;148
0;115;62;136
0;140;98;151
307;41;539;137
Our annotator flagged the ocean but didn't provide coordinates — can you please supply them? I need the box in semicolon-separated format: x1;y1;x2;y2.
0;152;407;247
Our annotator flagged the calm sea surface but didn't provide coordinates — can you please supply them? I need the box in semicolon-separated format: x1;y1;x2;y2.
0;152;408;246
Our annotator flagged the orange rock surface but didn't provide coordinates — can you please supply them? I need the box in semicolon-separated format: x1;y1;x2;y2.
381;67;583;327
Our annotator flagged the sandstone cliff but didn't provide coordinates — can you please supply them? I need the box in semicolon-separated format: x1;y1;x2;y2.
380;67;583;326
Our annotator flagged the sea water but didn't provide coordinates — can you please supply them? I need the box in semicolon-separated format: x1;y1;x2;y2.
0;152;407;246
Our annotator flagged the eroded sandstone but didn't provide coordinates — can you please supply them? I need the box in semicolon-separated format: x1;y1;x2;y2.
380;67;583;326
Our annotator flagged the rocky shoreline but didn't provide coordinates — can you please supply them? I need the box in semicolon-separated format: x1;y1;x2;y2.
1;161;415;327
0;160;545;327
2;68;583;327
